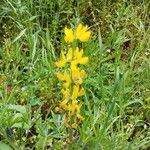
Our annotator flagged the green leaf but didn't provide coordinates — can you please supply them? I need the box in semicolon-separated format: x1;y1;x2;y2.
29;97;41;106
7;105;26;113
0;142;12;150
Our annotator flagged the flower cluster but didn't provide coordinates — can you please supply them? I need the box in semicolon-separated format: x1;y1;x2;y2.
55;24;91;129
64;23;91;43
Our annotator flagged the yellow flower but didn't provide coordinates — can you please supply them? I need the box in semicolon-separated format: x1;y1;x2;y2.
71;64;87;85
55;51;66;68
77;114;84;121
56;72;71;88
73;47;89;65
55;48;73;68
75;24;91;42
64;24;91;43
60;99;68;110
71;123;78;128
67;103;81;114
55;47;88;69
56;23;91;129
71;67;82;85
71;85;79;101
66;48;73;61
61;88;70;99
64;27;74;43
71;85;85;101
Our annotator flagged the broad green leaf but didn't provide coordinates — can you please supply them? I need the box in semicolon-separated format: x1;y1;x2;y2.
0;142;12;150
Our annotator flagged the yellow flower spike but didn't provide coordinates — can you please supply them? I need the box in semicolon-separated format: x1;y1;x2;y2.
56;23;91;136
67;111;73;118
64;27;75;43
75;24;91;42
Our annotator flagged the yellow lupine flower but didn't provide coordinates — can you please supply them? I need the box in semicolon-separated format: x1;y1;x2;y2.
78;57;89;64
64;27;74;43
55;51;66;68
61;88;70;99
66;104;74;112
71;65;87;85
60;99;68;110
56;23;91;131
55;60;66;68
66;48;73;61
64;24;91;43
56;72;71;88
67;103;81;114
75;24;91;42
55;47;88;68
71;67;83;85
71;85;85;101
74;47;89;65
55;48;73;68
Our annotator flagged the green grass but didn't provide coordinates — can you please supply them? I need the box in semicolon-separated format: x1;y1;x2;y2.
0;0;150;149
